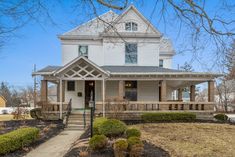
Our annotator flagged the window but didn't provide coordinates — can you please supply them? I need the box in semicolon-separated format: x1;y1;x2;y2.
67;81;75;91
125;81;137;101
78;45;88;58
159;59;164;67
125;22;138;31
125;43;137;64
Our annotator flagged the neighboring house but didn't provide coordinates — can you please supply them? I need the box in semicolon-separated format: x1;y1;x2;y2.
0;95;6;107
33;5;220;119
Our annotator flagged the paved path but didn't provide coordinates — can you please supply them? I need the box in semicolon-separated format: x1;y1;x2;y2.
25;130;83;157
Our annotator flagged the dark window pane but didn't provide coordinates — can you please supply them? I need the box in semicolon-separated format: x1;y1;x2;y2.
125;43;137;64
67;81;75;91
79;45;88;58
125;81;137;101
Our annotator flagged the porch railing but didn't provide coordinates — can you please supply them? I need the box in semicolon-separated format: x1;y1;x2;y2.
95;101;214;112
38;101;71;114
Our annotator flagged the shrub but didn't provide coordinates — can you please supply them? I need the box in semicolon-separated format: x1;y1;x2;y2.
141;112;196;122
93;117;108;135
127;137;143;149
113;139;128;157
0;127;40;155
126;128;141;138
89;135;108;151
214;114;228;121
99;119;127;138
129;144;144;157
30;108;42;119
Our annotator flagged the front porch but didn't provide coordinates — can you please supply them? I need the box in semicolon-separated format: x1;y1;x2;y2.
33;56;220;120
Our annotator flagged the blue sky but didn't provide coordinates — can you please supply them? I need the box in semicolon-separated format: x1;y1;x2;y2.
0;0;231;88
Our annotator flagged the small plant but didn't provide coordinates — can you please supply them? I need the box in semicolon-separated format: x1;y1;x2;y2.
214;114;228;121
126;128;141;138
93;117;108;135
30;108;42;119
127;137;143;150
129;144;144;157
113;139;128;157
99;119;127;138
89;135;108;151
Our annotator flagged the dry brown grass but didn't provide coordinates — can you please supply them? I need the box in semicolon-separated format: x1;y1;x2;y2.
0;114;32;121
132;123;235;157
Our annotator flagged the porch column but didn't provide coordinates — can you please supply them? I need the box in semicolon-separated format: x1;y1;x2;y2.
160;80;167;102
41;80;48;102
190;85;196;101
59;79;63;119
178;88;183;101
57;81;65;102
208;80;215;102
118;80;124;100
102;79;106;117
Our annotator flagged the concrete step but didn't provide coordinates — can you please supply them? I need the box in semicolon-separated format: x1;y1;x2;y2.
67;121;90;125
65;127;87;131
67;124;85;127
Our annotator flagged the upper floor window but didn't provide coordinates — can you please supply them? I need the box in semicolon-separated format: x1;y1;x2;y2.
79;45;88;58
159;59;164;67
125;43;137;64
125;22;138;31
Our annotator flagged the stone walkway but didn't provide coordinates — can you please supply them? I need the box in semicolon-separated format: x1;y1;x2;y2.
25;130;83;157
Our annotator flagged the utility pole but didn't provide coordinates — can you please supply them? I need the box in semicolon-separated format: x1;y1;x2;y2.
33;64;37;108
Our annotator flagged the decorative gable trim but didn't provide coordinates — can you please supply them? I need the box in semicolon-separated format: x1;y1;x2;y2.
54;56;109;80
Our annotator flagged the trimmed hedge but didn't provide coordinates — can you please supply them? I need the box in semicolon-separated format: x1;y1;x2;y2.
126;128;141;138
89;135;108;151
93;117;108;135
127;137;143;149
99;119;127;138
141;112;196;122
0;127;40;154
214;114;228;121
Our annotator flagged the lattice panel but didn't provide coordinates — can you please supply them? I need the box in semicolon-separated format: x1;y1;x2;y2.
63;61;103;79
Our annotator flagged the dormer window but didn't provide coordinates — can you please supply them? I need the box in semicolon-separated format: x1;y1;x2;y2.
125;22;138;31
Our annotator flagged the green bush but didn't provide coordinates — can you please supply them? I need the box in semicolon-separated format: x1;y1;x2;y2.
126;128;141;138
127;137;143;149
0;127;40;155
30;108;42;119
141;112;196;122
93;117;108;135
89;135;108;151
114;139;128;150
99;119;127;138
214;114;228;121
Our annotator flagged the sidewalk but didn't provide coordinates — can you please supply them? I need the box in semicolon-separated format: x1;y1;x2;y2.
25;130;83;157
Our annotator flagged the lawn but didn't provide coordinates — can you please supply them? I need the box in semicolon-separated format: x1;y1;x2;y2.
0;114;32;121
132;123;235;157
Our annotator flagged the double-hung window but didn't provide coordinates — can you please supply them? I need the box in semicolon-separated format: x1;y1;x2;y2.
78;45;88;58
125;43;137;64
159;59;164;67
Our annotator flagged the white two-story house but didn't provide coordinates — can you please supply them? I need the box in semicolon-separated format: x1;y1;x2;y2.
34;5;220;119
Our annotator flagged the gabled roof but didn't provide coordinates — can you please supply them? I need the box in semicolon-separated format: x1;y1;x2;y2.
54;56;109;76
104;5;161;35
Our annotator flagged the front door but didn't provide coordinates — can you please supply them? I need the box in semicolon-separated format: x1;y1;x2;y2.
85;81;95;108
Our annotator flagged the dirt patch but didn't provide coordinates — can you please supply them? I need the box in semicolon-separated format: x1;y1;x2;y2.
1;120;64;157
64;128;169;157
132;123;235;157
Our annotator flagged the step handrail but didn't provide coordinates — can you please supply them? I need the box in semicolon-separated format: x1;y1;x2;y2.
83;109;86;129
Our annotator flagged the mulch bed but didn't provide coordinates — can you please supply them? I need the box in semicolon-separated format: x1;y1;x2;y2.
0;119;64;157
64;127;170;157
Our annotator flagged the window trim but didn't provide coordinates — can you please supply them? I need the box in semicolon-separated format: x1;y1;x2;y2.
78;45;88;58
125;43;138;64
